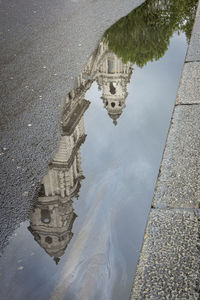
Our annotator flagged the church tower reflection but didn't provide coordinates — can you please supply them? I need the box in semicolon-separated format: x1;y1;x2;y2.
28;88;90;263
75;40;133;125
95;42;133;125
28;40;132;262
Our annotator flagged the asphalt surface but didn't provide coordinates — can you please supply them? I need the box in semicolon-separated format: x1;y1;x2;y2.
0;0;145;252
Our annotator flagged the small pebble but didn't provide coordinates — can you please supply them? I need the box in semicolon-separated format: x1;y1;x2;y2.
18;266;24;271
28;124;32;127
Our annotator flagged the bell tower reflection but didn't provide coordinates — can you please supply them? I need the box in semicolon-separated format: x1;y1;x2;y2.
75;40;133;125
28;87;90;263
96;41;133;125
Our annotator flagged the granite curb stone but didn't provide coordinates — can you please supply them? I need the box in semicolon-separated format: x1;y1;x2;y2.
152;105;200;209
131;209;200;300
131;0;200;298
186;0;200;62
176;62;200;104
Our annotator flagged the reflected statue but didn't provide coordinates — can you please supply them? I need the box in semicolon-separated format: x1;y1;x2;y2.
104;0;198;67
28;40;133;262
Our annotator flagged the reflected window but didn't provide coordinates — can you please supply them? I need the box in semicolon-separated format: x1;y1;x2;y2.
41;209;51;224
110;82;116;95
111;102;115;108
106;101;108;106
38;184;45;197
76;163;79;173
34;233;41;241
45;236;52;244
108;59;115;74
73;131;77;142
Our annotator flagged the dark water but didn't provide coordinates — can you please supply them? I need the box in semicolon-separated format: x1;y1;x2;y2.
0;1;198;299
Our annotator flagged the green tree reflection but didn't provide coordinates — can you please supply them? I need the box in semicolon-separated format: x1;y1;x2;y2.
104;0;198;67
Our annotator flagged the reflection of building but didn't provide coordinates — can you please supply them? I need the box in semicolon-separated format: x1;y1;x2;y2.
76;41;133;125
95;42;133;125
28;39;132;262
28;94;90;264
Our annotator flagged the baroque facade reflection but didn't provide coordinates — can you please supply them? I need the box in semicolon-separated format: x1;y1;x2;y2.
28;41;132;262
95;42;132;125
78;41;133;125
28;94;89;263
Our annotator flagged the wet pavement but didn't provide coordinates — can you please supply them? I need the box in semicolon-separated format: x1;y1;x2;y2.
0;0;198;299
0;0;145;252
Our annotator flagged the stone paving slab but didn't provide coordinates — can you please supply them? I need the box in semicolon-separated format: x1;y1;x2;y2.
176;62;200;104
132;1;200;298
152;105;200;209
186;1;200;62
131;209;200;300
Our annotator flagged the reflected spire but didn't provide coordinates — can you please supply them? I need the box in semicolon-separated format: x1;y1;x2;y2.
95;41;133;125
74;40;133;126
108;112;121;126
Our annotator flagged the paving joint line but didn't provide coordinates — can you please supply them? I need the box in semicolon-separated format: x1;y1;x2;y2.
151;206;200;211
185;60;200;63
175;103;200;106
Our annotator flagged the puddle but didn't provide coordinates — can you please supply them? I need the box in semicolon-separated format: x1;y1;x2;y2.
0;0;198;299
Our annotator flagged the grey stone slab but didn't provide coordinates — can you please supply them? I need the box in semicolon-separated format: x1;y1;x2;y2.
186;1;200;62
131;209;200;300
176;62;200;104
153;105;200;208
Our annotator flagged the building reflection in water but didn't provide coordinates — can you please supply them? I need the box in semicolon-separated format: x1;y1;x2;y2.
28;40;133;263
76;40;133;125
